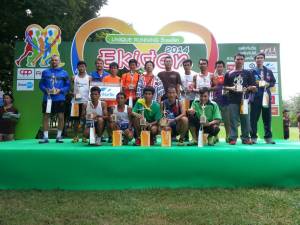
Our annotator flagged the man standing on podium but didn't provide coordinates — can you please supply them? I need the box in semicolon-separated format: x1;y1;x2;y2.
250;52;276;144
39;55;70;143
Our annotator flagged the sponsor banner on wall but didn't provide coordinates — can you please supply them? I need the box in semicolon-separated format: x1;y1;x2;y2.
17;80;34;91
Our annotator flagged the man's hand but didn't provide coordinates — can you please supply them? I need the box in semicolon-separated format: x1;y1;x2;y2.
187;108;195;115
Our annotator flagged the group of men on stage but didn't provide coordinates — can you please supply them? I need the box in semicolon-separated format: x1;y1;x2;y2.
38;52;276;146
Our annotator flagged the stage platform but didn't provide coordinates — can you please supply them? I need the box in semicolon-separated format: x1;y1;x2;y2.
1;139;300;190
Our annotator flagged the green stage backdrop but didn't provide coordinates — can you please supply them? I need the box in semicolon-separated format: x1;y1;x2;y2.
13;20;282;139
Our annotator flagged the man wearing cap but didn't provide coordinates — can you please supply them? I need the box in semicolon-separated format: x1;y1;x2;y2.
250;52;276;144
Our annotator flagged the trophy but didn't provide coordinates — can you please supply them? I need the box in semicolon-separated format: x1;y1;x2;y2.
235;75;243;92
49;74;58;94
160;106;171;147
181;85;190;110
111;107;117;123
86;117;96;145
139;107;146;128
160;107;168;128
198;104;206;147
259;71;266;87
200;104;207;125
140;107;150;146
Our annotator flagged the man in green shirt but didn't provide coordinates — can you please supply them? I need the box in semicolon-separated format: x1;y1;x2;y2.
187;87;222;146
132;86;162;145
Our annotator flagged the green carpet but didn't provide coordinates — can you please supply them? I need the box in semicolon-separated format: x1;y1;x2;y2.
1;139;300;190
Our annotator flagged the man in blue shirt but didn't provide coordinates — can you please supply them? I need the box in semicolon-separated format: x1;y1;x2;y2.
90;58;109;82
39;55;70;143
250;53;276;144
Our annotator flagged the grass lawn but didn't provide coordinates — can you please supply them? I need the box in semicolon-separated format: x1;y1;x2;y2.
1;189;300;225
0;128;299;225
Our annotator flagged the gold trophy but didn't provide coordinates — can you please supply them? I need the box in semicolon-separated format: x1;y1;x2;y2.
181;86;190;111
140;107;150;146
160;106;171;147
259;71;266;87
49;74;58;94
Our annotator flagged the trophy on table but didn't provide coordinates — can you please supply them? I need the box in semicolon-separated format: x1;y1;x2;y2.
160;106;171;147
140;107;150;146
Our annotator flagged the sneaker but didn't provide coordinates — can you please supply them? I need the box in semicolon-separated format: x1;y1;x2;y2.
39;138;49;144
134;138;141;146
242;139;252;145
107;137;112;143
56;137;64;143
265;138;275;144
229;140;236;145
95;137;102;146
208;136;215;146
82;137;88;143
72;136;79;143
251;138;257;144
177;138;185;146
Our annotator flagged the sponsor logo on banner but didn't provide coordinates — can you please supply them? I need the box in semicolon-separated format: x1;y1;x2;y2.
271;106;279;116
260;45;278;59
35;68;46;79
90;82;121;100
17;68;34;79
271;94;279;105
17;80;34;91
244;62;256;70
264;62;278;72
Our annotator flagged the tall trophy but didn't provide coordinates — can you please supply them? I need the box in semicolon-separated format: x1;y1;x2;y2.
49;74;58;95
198;104;207;147
140;107;150;146
160;106;171;147
86;113;96;145
259;71;266;88
181;86;190;111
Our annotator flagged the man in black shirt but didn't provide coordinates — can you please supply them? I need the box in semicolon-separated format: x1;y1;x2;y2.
224;53;256;145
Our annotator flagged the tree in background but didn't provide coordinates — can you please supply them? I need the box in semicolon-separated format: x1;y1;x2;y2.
0;0;107;93
283;93;300;126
